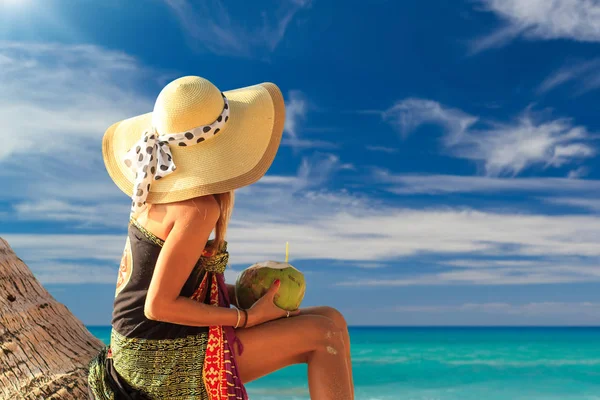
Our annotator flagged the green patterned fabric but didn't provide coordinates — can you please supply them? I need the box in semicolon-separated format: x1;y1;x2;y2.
110;329;210;400
87;346;115;400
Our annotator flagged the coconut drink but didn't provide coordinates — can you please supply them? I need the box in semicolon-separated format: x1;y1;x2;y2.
235;243;305;311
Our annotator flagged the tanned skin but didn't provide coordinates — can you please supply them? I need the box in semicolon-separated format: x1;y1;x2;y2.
137;195;354;400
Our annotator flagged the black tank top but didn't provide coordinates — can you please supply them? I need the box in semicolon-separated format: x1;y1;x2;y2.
111;219;210;339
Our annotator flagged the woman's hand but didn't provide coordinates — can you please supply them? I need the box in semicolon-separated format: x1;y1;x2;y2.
226;283;239;308
244;279;300;328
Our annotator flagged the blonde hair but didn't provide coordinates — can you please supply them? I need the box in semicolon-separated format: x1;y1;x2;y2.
211;190;235;252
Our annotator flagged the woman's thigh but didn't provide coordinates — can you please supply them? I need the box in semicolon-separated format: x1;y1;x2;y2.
233;313;339;383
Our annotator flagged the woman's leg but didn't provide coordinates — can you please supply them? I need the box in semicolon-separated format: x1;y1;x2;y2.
297;306;354;398
234;313;353;400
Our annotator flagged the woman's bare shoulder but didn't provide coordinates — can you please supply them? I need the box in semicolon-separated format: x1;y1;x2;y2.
143;196;220;241
164;196;221;225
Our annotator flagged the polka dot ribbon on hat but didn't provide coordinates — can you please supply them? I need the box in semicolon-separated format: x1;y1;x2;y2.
122;93;230;215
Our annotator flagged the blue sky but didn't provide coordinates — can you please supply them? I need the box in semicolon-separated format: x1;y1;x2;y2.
1;0;599;326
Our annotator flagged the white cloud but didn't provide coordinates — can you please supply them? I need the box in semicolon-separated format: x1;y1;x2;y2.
383;99;596;176
2;233;125;263
383;98;478;140
2;169;131;228
538;59;600;94
469;24;524;54
473;0;600;52
31;262;119;285
12;199;128;229
0;41;159;227
441;259;545;268
4;180;600;284
280;90;337;151
568;166;590;179
366;146;398;154
227;189;600;268
393;302;600;317
0;41;154;162
456;112;596;176
233;170;600;288
163;0;311;58
374;171;600;195
284;90;306;141
293;152;354;191
542;197;600;212
280;138;338;150
338;263;600;287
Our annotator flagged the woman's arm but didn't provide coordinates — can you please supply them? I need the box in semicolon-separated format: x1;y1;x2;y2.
144;198;244;327
226;283;238;308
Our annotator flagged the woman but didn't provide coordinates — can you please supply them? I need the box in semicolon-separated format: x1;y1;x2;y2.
87;76;354;400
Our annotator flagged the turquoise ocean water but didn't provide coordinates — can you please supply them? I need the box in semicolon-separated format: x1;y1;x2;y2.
88;326;600;400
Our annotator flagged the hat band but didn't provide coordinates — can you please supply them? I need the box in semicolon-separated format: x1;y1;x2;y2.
122;93;231;215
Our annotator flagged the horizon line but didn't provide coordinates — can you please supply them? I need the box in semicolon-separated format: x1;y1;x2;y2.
84;324;600;328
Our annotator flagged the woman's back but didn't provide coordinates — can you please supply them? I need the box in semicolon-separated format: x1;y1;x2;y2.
111;217;210;340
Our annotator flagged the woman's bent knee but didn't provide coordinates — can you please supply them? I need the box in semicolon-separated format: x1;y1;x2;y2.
319;306;348;332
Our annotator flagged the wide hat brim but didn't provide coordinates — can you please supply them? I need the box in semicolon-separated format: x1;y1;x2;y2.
102;82;284;204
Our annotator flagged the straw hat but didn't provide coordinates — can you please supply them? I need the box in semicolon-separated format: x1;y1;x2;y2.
102;76;285;214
